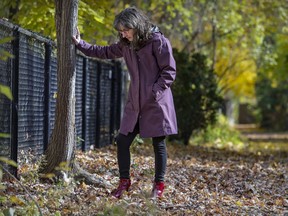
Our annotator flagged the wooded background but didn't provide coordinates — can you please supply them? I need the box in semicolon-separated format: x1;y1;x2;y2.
1;0;287;131
0;1;287;215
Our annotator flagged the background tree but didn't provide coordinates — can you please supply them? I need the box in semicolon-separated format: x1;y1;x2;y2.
38;1;108;187
255;33;288;130
2;0;286;101
0;0;115;44
1;0;287;134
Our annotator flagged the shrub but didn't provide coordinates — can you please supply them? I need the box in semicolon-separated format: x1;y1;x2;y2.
171;50;223;145
191;115;245;151
255;75;288;131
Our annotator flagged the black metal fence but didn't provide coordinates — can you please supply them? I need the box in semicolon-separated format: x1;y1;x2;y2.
0;19;128;167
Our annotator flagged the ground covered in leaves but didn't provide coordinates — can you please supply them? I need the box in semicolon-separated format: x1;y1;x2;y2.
1;141;287;215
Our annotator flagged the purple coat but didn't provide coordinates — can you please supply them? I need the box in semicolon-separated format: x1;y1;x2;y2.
76;32;177;138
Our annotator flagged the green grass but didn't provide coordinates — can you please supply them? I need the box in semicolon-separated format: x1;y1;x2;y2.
190;115;246;151
190;115;288;154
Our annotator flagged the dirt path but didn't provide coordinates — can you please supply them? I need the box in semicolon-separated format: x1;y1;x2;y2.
235;124;288;142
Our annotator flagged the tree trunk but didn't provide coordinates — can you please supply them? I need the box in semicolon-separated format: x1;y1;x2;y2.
210;0;217;71
39;0;79;175
38;0;111;188
8;0;20;20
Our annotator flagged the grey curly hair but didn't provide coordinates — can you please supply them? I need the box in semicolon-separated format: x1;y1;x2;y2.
113;7;153;50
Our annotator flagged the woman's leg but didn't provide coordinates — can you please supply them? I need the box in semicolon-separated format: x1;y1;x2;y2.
111;123;139;198
152;136;167;182
116;123;139;179
151;136;167;198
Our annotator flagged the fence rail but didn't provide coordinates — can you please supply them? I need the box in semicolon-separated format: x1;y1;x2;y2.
0;19;127;174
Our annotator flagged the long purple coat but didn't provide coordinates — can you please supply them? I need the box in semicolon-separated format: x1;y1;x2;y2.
76;32;177;138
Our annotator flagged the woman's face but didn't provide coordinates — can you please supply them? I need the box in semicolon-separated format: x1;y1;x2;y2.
118;26;135;41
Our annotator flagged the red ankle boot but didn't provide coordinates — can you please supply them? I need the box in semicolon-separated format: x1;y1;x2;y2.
111;179;131;198
152;181;165;198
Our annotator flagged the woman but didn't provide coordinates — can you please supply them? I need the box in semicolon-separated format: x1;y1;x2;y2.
72;6;177;199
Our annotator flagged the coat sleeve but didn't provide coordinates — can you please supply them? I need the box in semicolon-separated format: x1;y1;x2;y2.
152;35;176;95
76;39;123;59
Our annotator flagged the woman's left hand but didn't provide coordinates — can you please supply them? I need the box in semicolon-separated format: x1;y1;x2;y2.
72;27;81;45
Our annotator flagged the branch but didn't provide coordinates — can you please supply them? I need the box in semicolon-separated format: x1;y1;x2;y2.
164;204;194;210
210;0;218;70
1;164;43;216
218;56;251;82
218;59;252;94
181;1;208;52
73;162;112;188
192;22;260;52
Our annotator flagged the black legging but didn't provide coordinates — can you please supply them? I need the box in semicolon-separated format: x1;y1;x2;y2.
116;122;167;182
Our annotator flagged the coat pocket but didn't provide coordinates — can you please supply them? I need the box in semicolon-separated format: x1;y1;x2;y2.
152;83;165;102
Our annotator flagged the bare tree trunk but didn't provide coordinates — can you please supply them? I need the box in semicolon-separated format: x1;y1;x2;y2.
39;0;78;175
38;0;111;188
8;0;20;20
210;0;217;71
181;1;207;53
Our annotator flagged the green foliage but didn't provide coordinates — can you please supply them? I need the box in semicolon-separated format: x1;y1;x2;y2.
98;198;160;215
191;115;245;151
171;50;223;145
0;0;287;101
0;85;13;101
1;208;15;216
0;46;19;214
0;0;114;44
77;0;116;45
130;135;144;156
0;37;14;62
254;31;288;131
0;157;17;168
0;37;13;104
0;0;56;38
0;157;18;216
0;46;14;204
1;0;287;101
255;75;288;131
0;133;10;138
99;204;127;215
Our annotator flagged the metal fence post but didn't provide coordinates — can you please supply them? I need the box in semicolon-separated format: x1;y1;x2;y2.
115;61;122;130
95;62;101;148
81;58;87;151
109;61;116;144
10;27;19;177
43;42;52;151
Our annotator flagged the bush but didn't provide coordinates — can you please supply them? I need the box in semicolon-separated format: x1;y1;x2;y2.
191;115;245;151
171;50;223;145
255;75;288;131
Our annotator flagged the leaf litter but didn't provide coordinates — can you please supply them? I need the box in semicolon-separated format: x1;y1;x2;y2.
1;142;287;215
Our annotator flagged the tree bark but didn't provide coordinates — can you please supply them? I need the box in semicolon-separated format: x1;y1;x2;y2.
38;0;111;188
39;0;78;175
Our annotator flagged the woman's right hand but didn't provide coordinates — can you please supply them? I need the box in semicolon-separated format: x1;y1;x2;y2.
72;27;81;45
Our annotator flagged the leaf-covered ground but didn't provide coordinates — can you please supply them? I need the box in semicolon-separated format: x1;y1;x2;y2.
1;141;287;215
